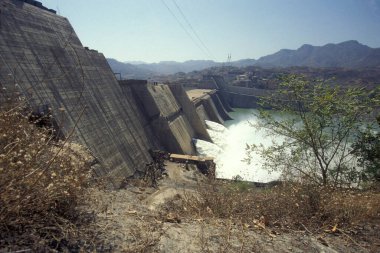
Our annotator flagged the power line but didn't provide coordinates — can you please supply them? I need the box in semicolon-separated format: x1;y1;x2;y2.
56;0;60;15
171;0;215;60
160;0;207;57
160;0;212;59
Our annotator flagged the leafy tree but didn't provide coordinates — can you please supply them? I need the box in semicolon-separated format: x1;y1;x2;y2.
246;74;379;186
352;116;380;181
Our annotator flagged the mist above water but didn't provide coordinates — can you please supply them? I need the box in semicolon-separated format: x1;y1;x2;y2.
194;108;281;182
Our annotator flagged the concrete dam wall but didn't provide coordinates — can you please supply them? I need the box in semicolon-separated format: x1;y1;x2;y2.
190;90;233;125
120;80;201;155
0;0;155;184
0;0;229;186
211;76;272;109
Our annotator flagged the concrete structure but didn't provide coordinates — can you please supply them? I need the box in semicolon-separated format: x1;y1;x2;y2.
120;80;198;155
221;86;272;108
169;85;212;142
0;0;157;185
187;89;232;125
0;0;232;186
169;154;214;163
199;75;272;109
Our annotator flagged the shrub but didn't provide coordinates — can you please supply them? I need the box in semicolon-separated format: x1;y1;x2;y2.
164;180;380;232
352;117;380;182
0;102;95;251
247;74;380;186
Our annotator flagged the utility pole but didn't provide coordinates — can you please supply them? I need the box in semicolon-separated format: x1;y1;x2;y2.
222;53;231;73
227;53;231;65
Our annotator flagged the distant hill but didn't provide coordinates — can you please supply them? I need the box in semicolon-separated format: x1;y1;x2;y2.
134;60;223;75
106;58;260;77
124;60;147;65
106;58;156;79
255;40;380;68
231;58;257;67
107;59;226;77
107;41;380;78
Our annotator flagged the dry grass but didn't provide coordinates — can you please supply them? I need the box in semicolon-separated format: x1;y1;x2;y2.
0;102;101;251
121;222;162;253
197;219;252;253
164;179;380;233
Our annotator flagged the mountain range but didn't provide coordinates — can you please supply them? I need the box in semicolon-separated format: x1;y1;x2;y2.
256;40;380;68
107;41;380;78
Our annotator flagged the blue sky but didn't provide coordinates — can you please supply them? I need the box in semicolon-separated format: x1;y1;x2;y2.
39;0;380;63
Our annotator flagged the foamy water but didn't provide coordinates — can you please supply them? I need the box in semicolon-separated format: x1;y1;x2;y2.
195;109;281;182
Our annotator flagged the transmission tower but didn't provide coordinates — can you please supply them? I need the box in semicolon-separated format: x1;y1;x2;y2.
227;53;231;65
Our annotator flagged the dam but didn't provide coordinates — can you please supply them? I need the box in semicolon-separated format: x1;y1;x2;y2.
0;0;239;186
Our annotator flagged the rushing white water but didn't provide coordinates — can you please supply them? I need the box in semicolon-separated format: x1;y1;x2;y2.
195;109;281;182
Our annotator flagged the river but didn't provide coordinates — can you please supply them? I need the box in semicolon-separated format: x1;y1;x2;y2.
194;108;281;182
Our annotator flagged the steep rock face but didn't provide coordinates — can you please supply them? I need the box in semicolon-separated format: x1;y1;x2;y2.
0;0;154;185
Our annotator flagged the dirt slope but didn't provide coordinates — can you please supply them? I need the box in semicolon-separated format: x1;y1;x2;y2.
85;162;376;252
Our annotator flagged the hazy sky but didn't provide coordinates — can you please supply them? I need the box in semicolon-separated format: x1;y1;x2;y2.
39;0;380;63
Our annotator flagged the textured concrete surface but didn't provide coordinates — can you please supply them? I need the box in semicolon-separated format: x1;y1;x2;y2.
0;0;154;185
186;89;232;125
211;77;271;109
210;93;233;121
200;95;224;125
220;90;263;108
120;81;197;155
0;0;229;186
199;75;269;110
195;104;211;124
186;89;213;101
169;84;211;142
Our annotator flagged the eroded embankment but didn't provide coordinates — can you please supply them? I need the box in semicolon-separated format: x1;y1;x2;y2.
84;161;378;253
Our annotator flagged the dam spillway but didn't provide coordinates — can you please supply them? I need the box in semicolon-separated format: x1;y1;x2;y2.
0;0;230;186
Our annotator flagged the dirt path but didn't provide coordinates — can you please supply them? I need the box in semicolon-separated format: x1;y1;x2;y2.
85;162;374;252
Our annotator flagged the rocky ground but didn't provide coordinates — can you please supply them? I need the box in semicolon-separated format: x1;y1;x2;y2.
84;161;379;253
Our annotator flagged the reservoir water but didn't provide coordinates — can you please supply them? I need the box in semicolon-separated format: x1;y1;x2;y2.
195;108;281;182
